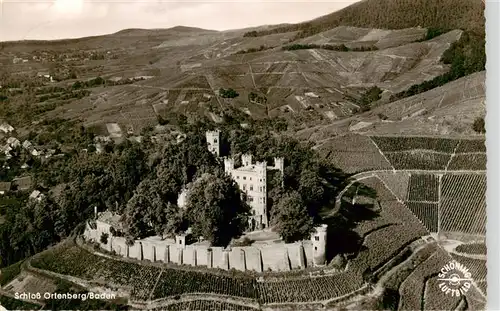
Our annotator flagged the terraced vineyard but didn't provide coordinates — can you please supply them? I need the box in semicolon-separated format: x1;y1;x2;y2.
407;174;439;202
385;151;451;170
256;271;363;303
152;300;259;311
455;243;487;255
151;270;257;300
440;174;486;234
455;139;486;153
370;136;460;153
31;242;164;300
0;294;42;310
448;153;487;170
398;250;450;311
405;202;438;232
451;254;487;281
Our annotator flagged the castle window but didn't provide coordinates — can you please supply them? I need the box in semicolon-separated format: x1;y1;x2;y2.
250;177;252;180
248;196;253;202
214;139;217;143
243;176;246;180
315;236;320;241
179;240;182;245
263;197;266;203
243;184;247;190
250;186;253;191
314;247;317;251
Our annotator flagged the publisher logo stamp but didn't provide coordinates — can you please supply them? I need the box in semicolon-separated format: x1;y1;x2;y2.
437;260;473;297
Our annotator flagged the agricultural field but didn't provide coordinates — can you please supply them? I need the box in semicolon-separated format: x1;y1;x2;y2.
455;139;486;153
151;300;259;311
423;276;466;311
31;242;162;300
407;174;439;202
315;134;393;173
385;151;451;170
405;202;438;232
256;271;362;303
455;243;487;255
450;254;487;281
439;174;486;235
447;153;487;171
375;171;410;202
150;270;257;300
370;136;459;153
398;250;451;311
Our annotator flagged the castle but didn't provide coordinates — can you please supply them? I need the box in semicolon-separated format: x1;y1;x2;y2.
206;130;284;230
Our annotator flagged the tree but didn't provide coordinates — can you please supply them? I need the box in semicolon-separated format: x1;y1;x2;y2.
298;168;325;220
271;191;314;243
473;117;485;133
185;172;250;246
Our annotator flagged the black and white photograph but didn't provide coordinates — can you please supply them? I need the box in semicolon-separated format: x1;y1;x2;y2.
0;0;495;310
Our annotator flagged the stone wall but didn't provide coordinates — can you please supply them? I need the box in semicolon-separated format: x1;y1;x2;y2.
84;224;317;273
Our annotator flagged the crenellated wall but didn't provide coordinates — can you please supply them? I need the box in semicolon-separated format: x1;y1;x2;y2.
84;223;322;273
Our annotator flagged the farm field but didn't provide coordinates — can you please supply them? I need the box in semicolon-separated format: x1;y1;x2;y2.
405;202;438;232
370;136;459;153
439;174;486;235
385;151;451;170
450;254;487;281
407;174;439;202
3;271;58;296
31;241;162;300
455;243;487;255
447;153;487;171
375;171;409;202
151;300;259;311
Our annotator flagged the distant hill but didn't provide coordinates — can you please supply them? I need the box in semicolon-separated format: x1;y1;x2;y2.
244;0;484;37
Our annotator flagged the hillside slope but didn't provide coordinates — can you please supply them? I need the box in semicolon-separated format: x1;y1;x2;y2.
245;0;484;37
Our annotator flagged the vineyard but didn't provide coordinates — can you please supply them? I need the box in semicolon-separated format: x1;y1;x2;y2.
407;174;439;202
370;136;459;153
447;153;487;170
150;270;257;300
256;271;362;303
405;202;438;232
450;254;487;281
455;243;487;255
440;174;486;234
423;276;465;311
151;300;259;311
385;151;451;170
31;241;163;300
375;171;410;202
455;139;486;153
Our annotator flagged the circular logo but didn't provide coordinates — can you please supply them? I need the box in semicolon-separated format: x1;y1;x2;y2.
437;260;473;297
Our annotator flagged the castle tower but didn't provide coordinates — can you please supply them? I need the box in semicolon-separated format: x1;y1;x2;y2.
241;154;253;167
206;130;220;157
311;224;328;266
274;157;285;186
255;161;268;228
224;157;235;174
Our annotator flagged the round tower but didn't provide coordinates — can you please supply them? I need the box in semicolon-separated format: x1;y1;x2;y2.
311;224;328;266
